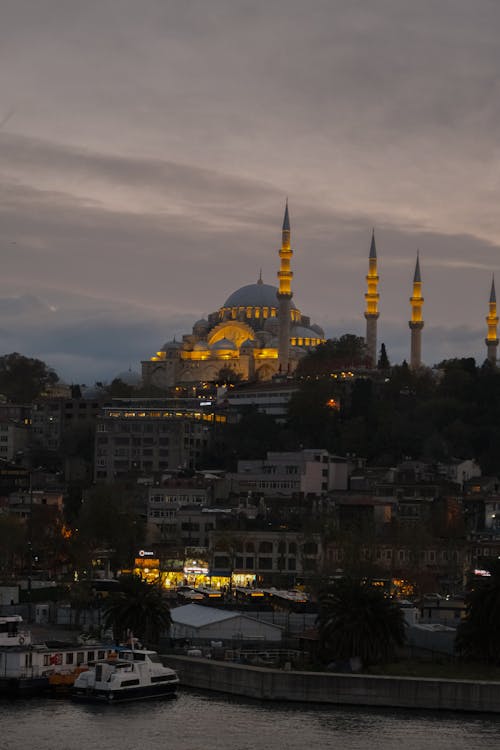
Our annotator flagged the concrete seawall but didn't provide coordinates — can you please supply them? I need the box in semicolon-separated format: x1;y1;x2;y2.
164;655;500;713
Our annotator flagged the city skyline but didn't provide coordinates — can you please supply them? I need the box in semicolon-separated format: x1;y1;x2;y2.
1;1;500;382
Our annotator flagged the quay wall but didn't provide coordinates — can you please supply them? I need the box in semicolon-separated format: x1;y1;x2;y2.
164;655;500;713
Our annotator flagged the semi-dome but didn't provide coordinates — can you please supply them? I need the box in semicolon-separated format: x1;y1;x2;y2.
240;338;256;348
192;341;209;351
292;326;323;340
310;323;325;337
211;337;237;351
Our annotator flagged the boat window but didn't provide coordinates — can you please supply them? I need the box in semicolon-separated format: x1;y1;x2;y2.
77;651;84;664
87;651;95;662
66;653;74;665
133;653;146;661
97;650;105;659
121;678;140;687
149;654;162;663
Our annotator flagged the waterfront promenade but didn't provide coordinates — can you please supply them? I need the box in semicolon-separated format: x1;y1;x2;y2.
165;654;500;713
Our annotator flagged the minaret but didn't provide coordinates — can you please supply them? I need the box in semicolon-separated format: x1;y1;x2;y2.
277;201;293;373
364;229;380;367
409;253;424;369
485;275;498;365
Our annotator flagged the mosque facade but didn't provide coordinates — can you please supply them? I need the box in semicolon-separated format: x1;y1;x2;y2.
141;205;326;388
141;205;500;389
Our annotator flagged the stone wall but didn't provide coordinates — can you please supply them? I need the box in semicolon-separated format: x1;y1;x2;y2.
164;655;500;713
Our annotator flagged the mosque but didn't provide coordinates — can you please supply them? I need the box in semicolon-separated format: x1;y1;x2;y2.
141;204;326;388
141;205;500;389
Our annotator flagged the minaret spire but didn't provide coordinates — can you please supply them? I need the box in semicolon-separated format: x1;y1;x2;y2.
409;251;424;369
364;228;380;367
277;200;293;373
485;274;498;365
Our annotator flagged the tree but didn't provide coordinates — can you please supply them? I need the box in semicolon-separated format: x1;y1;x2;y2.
295;335;368;377
76;483;145;570
0;352;59;402
217;366;243;387
317;578;406;666
455;561;500;661
377;343;390;370
0;515;26;577
103;575;172;646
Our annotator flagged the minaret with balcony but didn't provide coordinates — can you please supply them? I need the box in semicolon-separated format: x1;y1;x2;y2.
486;275;498;365
277;202;293;373
409;253;424;369
364;229;380;367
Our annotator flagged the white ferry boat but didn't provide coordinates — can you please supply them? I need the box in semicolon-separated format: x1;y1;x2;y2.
72;648;179;703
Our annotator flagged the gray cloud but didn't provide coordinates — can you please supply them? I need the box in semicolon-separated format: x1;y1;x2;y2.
1;1;499;381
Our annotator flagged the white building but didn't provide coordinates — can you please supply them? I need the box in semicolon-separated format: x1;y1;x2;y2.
170;603;282;643
229;449;348;498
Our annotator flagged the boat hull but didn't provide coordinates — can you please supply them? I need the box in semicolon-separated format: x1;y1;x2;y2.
72;682;178;704
0;676;50;697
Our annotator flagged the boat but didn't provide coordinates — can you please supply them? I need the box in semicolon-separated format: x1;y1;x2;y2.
72;648;179;703
0;615;118;696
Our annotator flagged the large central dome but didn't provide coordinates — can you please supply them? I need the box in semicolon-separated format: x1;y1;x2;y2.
223;281;299;311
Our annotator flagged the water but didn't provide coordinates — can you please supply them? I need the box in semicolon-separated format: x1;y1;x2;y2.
1;690;500;750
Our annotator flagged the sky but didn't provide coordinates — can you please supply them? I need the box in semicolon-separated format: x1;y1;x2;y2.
1;0;500;384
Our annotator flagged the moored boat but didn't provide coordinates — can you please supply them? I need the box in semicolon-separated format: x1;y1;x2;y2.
72;648;179;703
0;615;118;696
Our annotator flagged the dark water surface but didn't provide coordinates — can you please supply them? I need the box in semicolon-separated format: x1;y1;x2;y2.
1;690;500;750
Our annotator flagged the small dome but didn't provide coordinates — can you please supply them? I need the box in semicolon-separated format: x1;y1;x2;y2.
240;338;255;349
192;341;209;351
193;318;209;332
161;339;182;351
211;338;237;351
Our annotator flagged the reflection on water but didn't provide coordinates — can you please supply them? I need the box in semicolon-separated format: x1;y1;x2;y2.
1;690;500;750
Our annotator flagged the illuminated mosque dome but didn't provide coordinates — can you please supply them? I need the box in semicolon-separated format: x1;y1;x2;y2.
142;205;326;388
223;279;300;314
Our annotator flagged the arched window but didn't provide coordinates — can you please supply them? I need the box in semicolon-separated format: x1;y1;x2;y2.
259;541;273;553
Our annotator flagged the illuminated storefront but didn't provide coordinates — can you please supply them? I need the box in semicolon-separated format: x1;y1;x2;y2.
133;549;160;583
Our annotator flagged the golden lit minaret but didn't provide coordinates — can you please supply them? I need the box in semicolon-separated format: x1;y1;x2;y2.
364;229;379;367
277;201;293;373
485;275;498;365
409;252;424;369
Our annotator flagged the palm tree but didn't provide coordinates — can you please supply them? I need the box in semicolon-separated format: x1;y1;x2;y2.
103;575;172;647
317;578;406;667
455;561;500;661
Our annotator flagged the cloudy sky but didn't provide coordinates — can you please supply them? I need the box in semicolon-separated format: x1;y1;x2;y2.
1;0;500;383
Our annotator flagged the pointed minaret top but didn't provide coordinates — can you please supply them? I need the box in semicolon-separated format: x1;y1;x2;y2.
282;200;290;232
414;252;421;283
490;274;496;304
258;268;263;285
369;229;377;259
